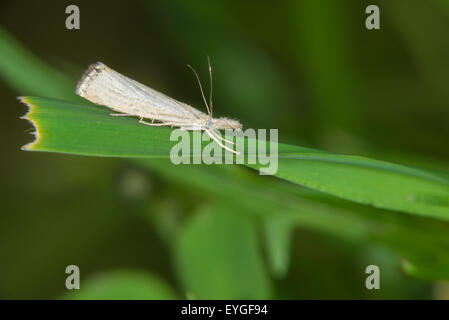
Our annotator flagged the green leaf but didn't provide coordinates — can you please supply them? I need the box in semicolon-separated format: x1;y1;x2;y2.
18;96;173;156
174;206;271;299
140;159;449;281
63;270;178;300
19;96;449;221
263;215;294;278
260;155;449;220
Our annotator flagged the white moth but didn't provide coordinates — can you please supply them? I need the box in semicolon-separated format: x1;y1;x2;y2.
75;60;242;153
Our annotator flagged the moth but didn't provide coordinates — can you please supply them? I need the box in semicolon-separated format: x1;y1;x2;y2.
75;59;242;153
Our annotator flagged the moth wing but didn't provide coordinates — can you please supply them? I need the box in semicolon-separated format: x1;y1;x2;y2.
76;62;204;122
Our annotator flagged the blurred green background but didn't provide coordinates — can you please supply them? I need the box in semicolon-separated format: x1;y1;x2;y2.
1;0;449;299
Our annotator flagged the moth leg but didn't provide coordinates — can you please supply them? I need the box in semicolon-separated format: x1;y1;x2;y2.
180;126;203;131
205;129;239;154
138;118;188;127
139;118;163;126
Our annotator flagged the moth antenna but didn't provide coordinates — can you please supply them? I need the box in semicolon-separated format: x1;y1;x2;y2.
187;64;211;116
207;56;214;120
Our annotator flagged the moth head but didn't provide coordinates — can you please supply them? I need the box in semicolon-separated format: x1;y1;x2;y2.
210;117;242;130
